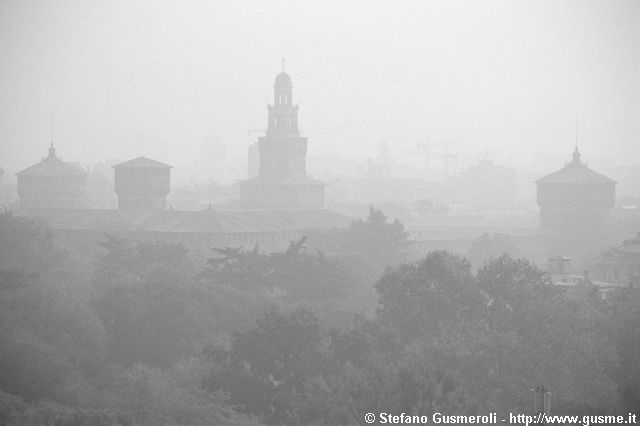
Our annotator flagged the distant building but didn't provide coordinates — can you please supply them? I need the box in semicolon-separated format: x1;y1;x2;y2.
326;178;429;217
593;233;640;285
113;156;172;211
366;140;393;180
239;69;324;210
536;148;616;265
15;145;347;258
16;144;87;209
536;148;615;232
453;159;517;210
247;142;259;178
30;207;351;257
548;255;572;275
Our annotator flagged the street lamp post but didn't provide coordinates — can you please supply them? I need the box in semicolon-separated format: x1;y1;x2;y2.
531;386;551;422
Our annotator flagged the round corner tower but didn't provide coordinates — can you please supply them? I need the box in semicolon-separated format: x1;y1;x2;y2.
16;144;88;210
536;148;616;254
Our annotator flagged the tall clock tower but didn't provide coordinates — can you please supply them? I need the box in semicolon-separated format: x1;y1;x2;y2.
240;67;324;210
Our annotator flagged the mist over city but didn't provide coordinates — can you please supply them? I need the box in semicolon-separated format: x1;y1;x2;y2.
0;1;639;425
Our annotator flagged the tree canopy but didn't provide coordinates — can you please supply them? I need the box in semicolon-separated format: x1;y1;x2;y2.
0;210;636;424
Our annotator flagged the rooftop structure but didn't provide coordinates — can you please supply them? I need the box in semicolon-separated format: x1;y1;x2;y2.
113;156;172;211
16;144;88;209
593;233;640;285
536;148;616;267
536;147;615;230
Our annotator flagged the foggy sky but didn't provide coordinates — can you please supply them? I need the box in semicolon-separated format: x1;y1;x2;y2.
1;0;639;184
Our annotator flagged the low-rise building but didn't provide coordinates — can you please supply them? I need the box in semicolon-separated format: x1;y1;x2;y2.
593;233;640;285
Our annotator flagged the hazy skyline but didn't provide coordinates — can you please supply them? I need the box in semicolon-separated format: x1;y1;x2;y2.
1;0;639;184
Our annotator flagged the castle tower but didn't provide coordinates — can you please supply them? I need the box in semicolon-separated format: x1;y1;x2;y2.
113;156;172;210
240;67;324;210
16;144;88;209
259;69;306;179
536;147;616;261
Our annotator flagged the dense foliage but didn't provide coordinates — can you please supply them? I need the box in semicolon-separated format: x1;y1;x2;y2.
0;209;638;425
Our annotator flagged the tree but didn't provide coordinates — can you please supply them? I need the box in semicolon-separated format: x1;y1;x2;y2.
102;361;262;426
466;233;520;270
0;391;126;426
0;211;104;404
375;250;481;342
343;207;410;267
0;210;65;277
476;255;558;332
94;236;205;367
372;252;619;414
319;335;473;425
606;287;640;412
203;237;354;305
206;308;326;425
202;245;268;290
94;234;191;291
476;255;618;413
0;331;74;402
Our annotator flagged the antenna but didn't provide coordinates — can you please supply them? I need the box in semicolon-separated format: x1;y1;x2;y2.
282;58;285;72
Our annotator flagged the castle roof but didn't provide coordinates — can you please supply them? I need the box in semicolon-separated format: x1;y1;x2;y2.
113;156;172;169
536;148;616;185
22;207;350;234
16;145;87;177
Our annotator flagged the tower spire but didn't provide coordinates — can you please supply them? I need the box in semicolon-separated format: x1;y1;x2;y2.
575;115;578;152
282;58;285;72
571;115;580;164
48;112;56;159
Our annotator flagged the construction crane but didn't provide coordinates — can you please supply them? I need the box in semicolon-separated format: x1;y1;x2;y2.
402;139;462;180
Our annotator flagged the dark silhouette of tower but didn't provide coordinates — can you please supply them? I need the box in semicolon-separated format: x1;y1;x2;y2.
113;156;172;210
16;144;88;209
240;67;324;210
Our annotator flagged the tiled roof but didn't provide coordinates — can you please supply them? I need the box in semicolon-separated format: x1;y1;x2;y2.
20;208;351;234
536;150;616;185
113;156;172;169
16;147;87;177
